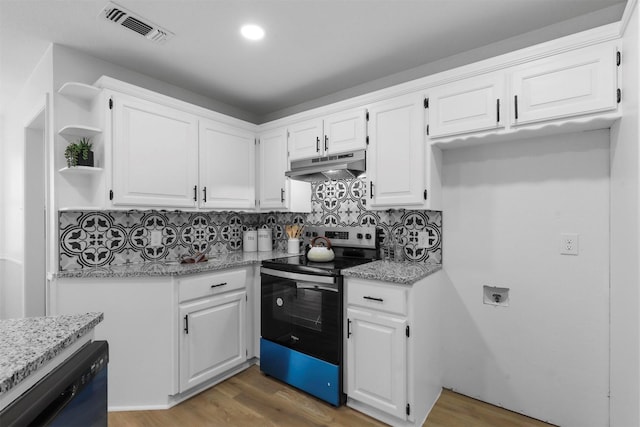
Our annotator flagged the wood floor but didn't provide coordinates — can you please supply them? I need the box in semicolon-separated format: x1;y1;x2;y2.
108;365;554;427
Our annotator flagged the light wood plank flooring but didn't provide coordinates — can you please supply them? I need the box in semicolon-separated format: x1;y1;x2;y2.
108;365;554;426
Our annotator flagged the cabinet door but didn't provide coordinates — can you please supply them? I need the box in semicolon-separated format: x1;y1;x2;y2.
428;72;504;138
179;290;247;392
346;307;407;420
367;93;426;208
511;43;617;125
258;128;288;210
199;119;256;210
111;94;198;207
288;118;323;161
324;109;367;155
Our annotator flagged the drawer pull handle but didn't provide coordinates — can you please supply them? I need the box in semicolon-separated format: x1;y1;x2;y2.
211;282;228;288
363;296;383;302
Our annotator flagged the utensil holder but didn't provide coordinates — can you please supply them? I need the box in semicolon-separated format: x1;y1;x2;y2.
287;239;300;254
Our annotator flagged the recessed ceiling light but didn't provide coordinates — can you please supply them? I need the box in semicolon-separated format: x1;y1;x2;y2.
241;24;265;41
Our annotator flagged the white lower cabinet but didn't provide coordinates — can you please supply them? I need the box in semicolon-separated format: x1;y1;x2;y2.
179;290;247;392
345;271;444;426
178;269;248;393
347;307;407;419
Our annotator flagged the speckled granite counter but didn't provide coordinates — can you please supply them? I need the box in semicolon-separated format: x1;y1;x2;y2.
56;251;297;279
342;260;442;285
0;312;103;396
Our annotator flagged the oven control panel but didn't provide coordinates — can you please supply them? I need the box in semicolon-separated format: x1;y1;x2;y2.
304;226;379;249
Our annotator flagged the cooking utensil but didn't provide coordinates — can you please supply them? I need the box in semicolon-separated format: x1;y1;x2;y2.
306;236;335;262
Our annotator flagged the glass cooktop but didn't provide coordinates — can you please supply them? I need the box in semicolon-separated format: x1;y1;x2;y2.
261;254;374;277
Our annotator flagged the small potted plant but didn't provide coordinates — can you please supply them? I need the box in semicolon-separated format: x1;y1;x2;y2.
64;137;94;167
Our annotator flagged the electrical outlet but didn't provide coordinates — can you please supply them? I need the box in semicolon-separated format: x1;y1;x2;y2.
417;231;431;248
560;233;579;255
150;230;163;247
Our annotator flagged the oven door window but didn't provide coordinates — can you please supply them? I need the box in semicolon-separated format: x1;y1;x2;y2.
261;273;342;364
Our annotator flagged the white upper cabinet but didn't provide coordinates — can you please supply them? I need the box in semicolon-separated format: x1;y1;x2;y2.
324;109;367;155
510;43;617;126
367;93;440;210
199;119;256;210
258;127;288;210
288;109;367;161
111;93;198;208
428;72;504;138
288;118;324;161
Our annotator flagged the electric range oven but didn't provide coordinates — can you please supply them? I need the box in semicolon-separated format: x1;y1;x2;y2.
260;226;379;406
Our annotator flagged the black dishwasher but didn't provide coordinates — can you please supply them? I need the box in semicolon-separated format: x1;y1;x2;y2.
0;340;109;427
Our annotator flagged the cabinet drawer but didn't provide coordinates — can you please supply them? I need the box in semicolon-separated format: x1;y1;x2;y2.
179;268;246;302
347;279;407;315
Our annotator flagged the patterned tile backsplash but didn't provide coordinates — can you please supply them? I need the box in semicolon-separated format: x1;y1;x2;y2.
59;178;441;270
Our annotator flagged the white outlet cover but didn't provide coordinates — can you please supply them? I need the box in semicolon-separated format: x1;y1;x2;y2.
150;230;163;247
560;233;579;255
417;231;430;248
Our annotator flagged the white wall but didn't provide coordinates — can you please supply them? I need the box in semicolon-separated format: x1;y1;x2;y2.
610;1;640;425
261;4;625;123
50;45;256;123
1;45;53;319
441;130;610;426
0;113;5;318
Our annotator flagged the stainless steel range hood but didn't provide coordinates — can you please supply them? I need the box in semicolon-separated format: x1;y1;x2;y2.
285;150;366;182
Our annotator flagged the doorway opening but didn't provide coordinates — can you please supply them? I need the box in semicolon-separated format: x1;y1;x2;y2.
23;101;48;317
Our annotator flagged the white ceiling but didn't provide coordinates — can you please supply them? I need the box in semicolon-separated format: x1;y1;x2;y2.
0;0;627;122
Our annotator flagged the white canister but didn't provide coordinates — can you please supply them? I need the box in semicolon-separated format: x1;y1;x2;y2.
287;238;300;254
243;230;257;252
258;228;272;251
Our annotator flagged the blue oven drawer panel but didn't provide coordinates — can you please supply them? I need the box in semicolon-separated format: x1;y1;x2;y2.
260;338;341;406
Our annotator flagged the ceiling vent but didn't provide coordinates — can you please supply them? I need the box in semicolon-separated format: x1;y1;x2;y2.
100;2;174;44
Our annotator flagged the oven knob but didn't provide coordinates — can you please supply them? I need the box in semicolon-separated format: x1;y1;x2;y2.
365;233;372;239
357;233;363;239
312;232;318;237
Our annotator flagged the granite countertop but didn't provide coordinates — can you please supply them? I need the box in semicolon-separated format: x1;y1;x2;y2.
342;260;442;285
56;250;298;279
0;312;103;395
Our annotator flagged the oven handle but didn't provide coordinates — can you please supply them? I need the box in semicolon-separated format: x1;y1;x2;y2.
295;283;339;293
261;267;337;285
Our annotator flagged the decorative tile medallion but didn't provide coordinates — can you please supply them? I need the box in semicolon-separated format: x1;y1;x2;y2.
58;178;442;270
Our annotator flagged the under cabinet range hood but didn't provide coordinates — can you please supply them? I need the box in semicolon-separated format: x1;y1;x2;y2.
286;150;366;182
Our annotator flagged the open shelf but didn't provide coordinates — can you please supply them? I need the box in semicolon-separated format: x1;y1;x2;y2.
58;206;103;212
58;82;101;103
58;125;102;141
59;166;104;175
